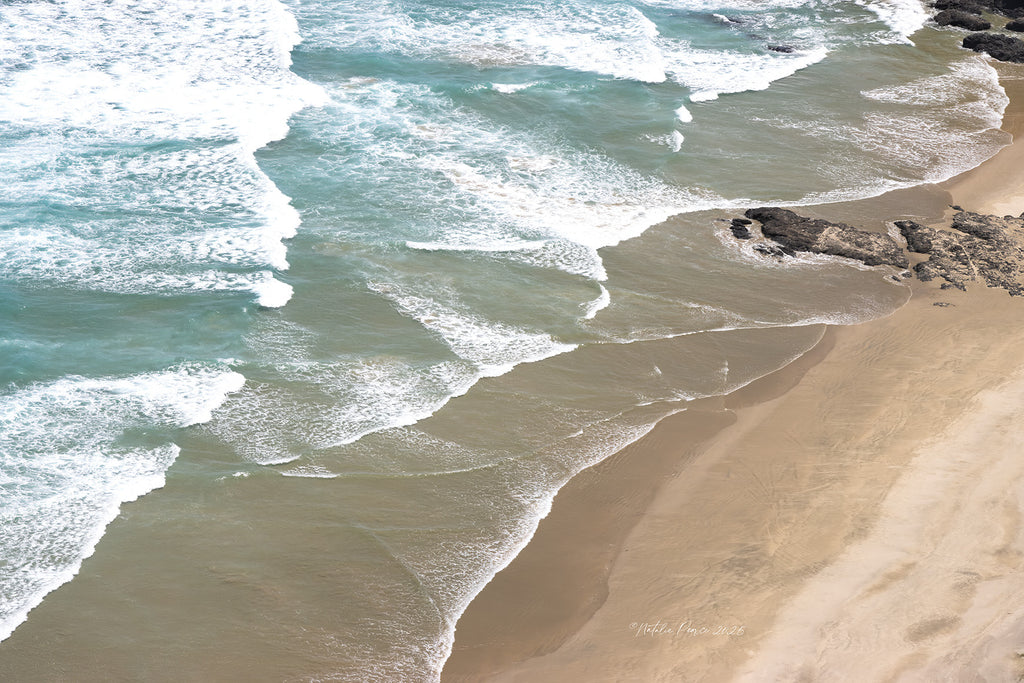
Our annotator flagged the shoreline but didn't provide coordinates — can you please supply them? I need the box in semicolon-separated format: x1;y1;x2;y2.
442;63;1024;681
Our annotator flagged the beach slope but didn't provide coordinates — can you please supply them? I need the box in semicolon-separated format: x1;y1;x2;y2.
444;71;1024;682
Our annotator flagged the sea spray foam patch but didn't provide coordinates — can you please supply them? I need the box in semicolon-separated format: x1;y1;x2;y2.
0;365;244;642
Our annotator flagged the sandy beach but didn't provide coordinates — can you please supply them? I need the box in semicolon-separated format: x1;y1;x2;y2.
443;66;1024;681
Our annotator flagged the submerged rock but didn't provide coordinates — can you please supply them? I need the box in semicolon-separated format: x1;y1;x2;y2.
963;31;1024;61
744;207;910;268
934;9;993;29
753;243;792;258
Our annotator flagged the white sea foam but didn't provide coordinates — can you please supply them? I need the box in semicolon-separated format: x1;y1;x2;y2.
432;160;696;254
280;465;339;478
506;155;562;173
862;57;1005;117
671;130;685;152
198;316;492;464
582;285;611;320
0;0;326;149
856;0;929;42
672;45;830;102
639;0;809;9
0;365;244;642
204;357;484;464
369;281;576;373
251;277;296;308
0;225;291;305
675;104;694;123
404;237;606;281
784;56;1009;201
0;0;327;306
302;1;667;82
491;82;540;94
320;77;723;282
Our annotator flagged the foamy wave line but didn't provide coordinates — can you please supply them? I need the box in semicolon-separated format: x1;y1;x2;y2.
369;281;577;375
491;82;540;94
582;284;611;321
428;159;727;281
0;365;245;643
0;0;327;307
431;320;840;679
678;46;829;103
856;0;929;43
203;356;487;466
430;411;676;680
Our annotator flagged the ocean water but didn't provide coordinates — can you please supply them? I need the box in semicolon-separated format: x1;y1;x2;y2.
0;0;1011;680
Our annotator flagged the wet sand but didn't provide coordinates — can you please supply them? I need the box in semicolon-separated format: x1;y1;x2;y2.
443;67;1024;681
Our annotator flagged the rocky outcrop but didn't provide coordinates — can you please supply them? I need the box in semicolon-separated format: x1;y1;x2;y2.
895;211;1024;295
930;0;1024;62
933;0;1024;16
990;0;1024;17
743;207;910;268
934;9;993;29
963;31;1024;61
932;0;985;14
733;208;1024;297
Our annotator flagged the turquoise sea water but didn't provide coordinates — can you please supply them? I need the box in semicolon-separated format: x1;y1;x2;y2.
0;0;1012;679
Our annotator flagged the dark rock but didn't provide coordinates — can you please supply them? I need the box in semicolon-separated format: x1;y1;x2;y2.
934;9;993;29
952;212;1002;239
933;301;955;307
744;207;910;268
935;0;1024;17
894;220;936;253
932;0;985;14
899;212;1024;295
733;207;1024;296
768;45;796;53
963;31;1024;62
728;217;754;239
1006;18;1024;29
730;224;753;239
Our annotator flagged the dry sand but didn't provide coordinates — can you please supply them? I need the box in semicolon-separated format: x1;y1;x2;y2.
443;67;1024;681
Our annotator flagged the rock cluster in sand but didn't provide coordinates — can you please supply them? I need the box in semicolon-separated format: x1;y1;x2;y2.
739;207;1024;296
742;207;910;269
